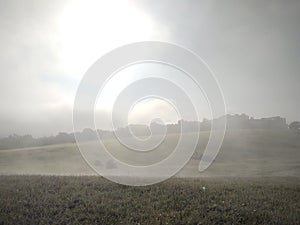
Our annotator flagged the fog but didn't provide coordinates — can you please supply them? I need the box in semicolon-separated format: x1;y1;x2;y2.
0;0;300;137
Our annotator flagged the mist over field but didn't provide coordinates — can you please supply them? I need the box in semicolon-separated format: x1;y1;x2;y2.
0;118;299;178
0;0;299;178
0;0;300;224
0;0;300;137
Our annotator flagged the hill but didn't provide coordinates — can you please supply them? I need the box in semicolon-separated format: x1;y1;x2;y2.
0;129;299;177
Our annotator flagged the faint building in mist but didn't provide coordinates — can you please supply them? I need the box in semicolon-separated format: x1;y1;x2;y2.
0;113;290;150
211;114;288;130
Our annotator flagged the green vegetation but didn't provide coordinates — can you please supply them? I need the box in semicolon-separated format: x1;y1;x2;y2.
0;176;299;224
0;130;299;223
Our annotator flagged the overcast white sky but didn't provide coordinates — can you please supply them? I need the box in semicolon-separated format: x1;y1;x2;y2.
0;0;299;137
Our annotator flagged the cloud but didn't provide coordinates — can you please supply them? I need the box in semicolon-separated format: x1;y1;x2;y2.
128;98;179;125
0;0;170;137
0;0;299;137
135;0;300;122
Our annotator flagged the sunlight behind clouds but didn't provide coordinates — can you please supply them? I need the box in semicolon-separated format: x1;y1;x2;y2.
128;98;180;125
0;0;170;136
57;0;168;79
1;0;299;137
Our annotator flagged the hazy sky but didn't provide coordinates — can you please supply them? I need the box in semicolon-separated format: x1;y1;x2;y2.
0;0;299;137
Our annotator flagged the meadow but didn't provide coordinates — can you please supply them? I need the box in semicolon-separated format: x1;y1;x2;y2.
0;129;299;177
0;129;299;224
0;176;299;224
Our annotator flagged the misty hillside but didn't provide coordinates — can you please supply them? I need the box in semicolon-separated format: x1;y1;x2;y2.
0;114;294;150
0;129;299;177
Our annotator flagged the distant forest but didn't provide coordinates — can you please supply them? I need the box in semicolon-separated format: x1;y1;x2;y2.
0;114;299;150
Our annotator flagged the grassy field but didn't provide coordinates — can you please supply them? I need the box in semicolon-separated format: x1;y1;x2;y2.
0;176;299;224
0;129;299;177
0;130;299;224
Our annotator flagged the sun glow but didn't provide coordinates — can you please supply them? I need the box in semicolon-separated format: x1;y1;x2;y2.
58;0;159;78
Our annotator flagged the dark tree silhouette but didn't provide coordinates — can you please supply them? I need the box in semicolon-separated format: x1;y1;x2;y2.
289;121;300;131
